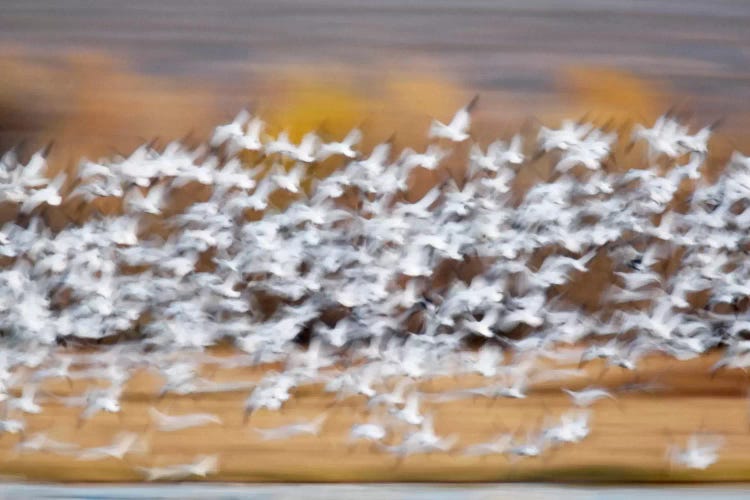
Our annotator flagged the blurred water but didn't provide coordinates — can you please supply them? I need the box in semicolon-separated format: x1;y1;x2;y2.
1;0;749;116
1;483;750;500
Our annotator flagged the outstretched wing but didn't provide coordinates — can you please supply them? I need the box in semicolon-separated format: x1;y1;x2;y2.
344;128;363;147
448;95;479;132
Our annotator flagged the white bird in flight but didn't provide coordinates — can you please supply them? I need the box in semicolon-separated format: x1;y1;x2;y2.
429;95;478;142
668;433;723;470
139;455;219;481
148;407;222;432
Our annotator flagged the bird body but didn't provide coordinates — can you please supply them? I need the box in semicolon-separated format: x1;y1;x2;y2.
318;129;362;160
149;408;222;432
349;423;387;443
463;433;514;457
429;95;478;142
562;387;615;407
139;455;219;481
390;393;424;426
16;433;78;454
73;432;143;461
254;414;326;440
668;434;723;470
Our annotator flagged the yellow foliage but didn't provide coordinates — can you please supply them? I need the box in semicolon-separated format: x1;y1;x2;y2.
557;66;664;128
259;66;465;149
260;75;368;142
0;47;222;171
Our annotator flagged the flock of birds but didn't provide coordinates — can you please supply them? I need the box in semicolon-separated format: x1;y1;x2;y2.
0;96;747;479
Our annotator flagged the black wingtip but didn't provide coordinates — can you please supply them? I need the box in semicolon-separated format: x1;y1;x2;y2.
42;140;55;158
466;94;480;112
530;149;546;163
709;117;725;132
181;129;196;145
663;106;678;120
105;144;119;157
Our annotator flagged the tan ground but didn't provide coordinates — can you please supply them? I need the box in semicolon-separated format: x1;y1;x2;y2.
0;349;748;483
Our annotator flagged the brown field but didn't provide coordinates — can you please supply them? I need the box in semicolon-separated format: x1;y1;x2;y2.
1;349;749;484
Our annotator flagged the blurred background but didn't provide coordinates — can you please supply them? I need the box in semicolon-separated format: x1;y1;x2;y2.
1;0;749;162
2;3;750;491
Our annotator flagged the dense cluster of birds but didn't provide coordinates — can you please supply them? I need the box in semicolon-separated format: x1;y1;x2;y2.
0;97;746;477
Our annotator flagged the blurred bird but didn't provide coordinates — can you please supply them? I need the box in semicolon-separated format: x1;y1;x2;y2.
429;95;478;142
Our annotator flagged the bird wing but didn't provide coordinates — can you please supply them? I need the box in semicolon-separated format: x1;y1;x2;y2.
422;413;435;435
405;392;420;413
449;95;479;132
247;117;265;138
448;107;471;133
298;132;319;157
344;129;362;147
145;183;167;205
148;407;169;427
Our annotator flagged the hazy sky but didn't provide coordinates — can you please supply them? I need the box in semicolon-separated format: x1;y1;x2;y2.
1;1;748;119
